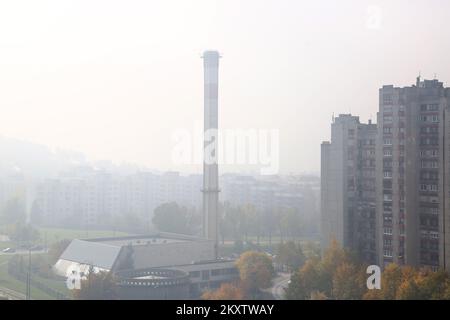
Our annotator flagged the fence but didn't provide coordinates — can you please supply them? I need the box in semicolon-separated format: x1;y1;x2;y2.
8;267;70;300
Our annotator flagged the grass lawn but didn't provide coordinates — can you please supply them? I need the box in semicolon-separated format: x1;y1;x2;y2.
2;227;131;249
0;241;13;251
38;228;128;243
31;270;70;295
37;227;131;246
0;227;132;300
0;254;57;300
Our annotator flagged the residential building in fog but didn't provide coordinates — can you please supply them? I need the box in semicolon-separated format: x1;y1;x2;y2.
0;173;26;210
377;77;450;270
221;174;313;216
322;78;450;271
32;169;316;232
33;170;202;228
321;114;377;264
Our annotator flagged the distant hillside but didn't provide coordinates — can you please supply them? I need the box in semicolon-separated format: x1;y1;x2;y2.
0;135;87;179
0;136;152;179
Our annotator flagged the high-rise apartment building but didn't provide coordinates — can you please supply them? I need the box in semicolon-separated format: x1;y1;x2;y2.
321;114;377;264
377;77;450;270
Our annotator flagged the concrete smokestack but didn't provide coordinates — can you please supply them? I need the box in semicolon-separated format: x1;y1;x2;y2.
202;50;220;258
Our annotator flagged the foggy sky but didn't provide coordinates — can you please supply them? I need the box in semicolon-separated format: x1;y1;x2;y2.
1;0;450;175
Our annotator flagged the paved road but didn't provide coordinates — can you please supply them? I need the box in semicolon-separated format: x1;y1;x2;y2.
271;273;291;300
0;249;47;256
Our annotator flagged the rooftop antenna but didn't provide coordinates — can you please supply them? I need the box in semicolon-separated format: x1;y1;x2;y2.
434;73;437;80
332;112;335;123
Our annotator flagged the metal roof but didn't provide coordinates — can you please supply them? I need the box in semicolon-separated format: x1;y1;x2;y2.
60;239;122;270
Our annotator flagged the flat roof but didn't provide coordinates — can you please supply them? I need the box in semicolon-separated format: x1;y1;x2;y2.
98;237;187;247
82;233;209;247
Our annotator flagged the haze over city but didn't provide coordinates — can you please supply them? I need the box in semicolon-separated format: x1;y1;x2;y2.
2;0;450;309
1;0;450;174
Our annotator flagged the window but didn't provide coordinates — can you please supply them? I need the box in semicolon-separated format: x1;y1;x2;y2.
211;269;221;276
384;149;392;157
384;249;393;258
430;232;439;239
348;129;355;137
189;271;200;278
384;171;392;178
430;241;438;250
384;139;392;145
384;228;393;235
429;104;439;111
201;270;210;281
421;160;438;168
383;94;393;105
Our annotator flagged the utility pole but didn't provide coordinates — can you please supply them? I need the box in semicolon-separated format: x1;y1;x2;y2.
26;249;31;300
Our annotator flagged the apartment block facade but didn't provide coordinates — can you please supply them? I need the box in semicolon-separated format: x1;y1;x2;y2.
377;78;450;270
321;78;450;271
321;114;377;264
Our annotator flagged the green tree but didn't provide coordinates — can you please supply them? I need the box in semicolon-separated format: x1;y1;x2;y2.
9;222;40;243
285;239;359;300
285;258;327;299
379;263;403;300
276;241;306;272
1;196;26;225
48;239;72;265
236;251;274;297
30;200;43;226
237;204;257;242
152;202;192;234
332;262;366;299
73;267;117;300
202;282;245;300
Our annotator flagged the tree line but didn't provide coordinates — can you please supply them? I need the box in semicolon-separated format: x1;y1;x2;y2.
151;201;315;244
285;240;450;300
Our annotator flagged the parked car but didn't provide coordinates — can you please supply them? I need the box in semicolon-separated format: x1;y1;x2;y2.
2;248;16;253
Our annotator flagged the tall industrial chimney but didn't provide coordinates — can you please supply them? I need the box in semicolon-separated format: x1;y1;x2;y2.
202;50;220;258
